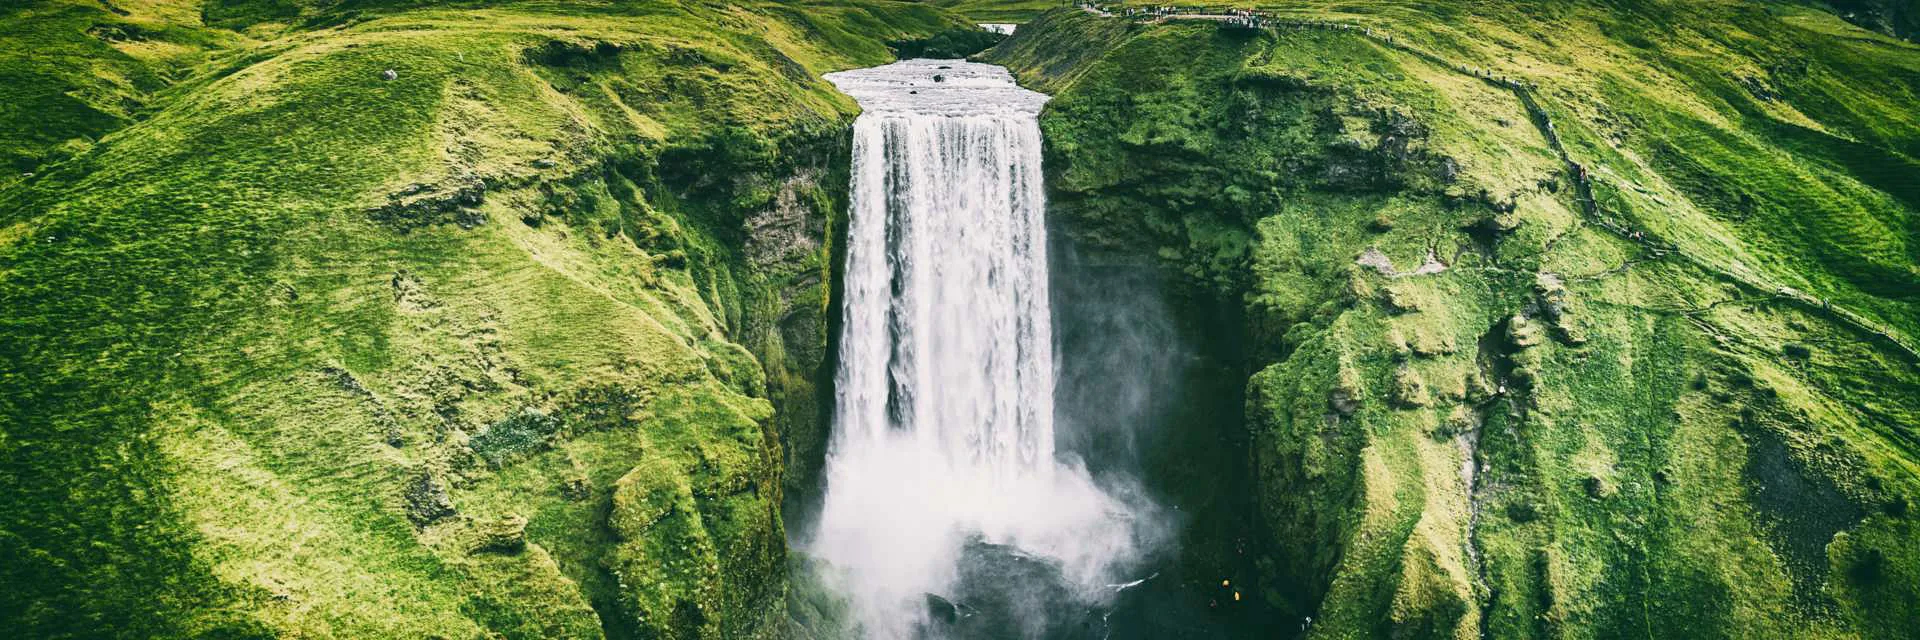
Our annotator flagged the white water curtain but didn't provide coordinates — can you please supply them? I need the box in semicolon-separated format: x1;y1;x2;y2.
811;60;1144;638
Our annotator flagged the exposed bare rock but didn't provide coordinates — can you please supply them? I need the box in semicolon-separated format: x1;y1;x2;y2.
405;473;457;525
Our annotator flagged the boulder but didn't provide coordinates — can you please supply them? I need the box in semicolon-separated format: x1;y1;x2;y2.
404;473;456;524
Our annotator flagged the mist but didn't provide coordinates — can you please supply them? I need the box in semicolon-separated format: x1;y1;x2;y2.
803;59;1174;639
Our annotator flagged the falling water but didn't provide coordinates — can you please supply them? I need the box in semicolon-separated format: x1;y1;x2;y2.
810;60;1151;638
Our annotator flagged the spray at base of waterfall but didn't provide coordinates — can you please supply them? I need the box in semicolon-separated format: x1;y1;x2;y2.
806;60;1167;639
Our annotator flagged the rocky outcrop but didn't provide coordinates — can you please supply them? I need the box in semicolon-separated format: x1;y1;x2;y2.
0;3;969;638
991;7;1920;637
1825;0;1920;40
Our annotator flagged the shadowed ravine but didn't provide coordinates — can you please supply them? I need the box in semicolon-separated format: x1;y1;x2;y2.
5;2;1918;638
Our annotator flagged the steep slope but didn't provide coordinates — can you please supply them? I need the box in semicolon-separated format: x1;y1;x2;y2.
1825;0;1920;40
0;1;966;638
990;3;1920;638
0;0;236;185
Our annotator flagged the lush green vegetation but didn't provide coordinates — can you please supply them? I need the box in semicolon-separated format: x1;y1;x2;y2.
0;1;964;638
990;3;1919;638
5;0;1918;638
886;26;1006;58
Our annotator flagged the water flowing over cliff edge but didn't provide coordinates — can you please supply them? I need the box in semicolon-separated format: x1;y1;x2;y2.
809;60;1159;638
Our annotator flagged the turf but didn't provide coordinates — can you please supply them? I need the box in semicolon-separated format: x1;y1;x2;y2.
4;0;1918;638
0;1;963;638
988;3;1920;637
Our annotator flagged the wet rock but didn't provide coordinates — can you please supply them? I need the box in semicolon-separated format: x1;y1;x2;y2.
924;593;974;624
523;40;620;69
1738;75;1780;102
321;364;373;396
744;169;824;270
938;538;1088;638
1319;151;1376;189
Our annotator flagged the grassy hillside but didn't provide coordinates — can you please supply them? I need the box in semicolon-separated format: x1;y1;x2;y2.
0;1;966;638
6;0;1916;638
989;3;1920;638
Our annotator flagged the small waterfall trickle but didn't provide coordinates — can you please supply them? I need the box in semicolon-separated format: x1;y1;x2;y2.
809;60;1151;638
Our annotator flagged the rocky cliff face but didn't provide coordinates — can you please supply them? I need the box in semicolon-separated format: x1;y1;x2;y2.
990;4;1919;638
1824;0;1919;41
6;1;1917;638
0;1;960;638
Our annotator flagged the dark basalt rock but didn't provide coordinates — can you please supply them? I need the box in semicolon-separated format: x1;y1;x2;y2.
469;407;563;469
368;178;487;230
924;593;975;624
1329;388;1360;416
929;538;1104;640
405;474;456;525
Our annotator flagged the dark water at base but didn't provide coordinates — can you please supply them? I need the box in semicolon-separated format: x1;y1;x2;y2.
917;538;1273;639
904;254;1292;640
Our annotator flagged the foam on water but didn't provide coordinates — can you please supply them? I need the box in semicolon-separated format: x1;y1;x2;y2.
809;59;1149;638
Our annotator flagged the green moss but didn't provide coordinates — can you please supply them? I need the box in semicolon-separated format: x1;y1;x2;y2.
0;1;965;638
6;1;1918;637
0;1;232;183
887;27;1006;59
992;3;1920;637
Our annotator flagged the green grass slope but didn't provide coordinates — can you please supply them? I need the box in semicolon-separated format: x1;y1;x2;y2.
0;1;965;638
990;4;1920;638
0;0;237;185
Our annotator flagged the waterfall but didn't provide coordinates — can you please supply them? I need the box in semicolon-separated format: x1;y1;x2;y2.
810;60;1148;638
